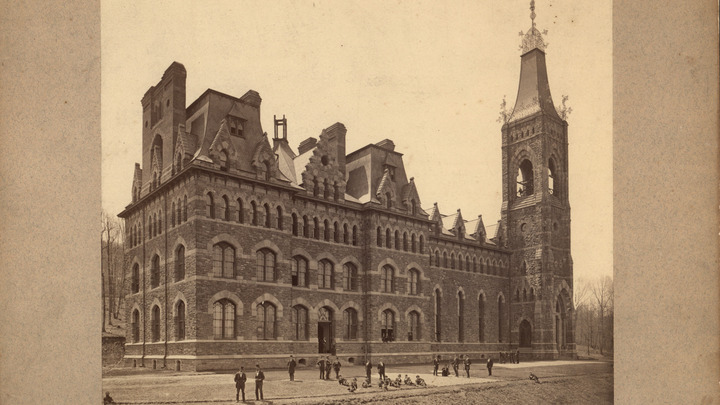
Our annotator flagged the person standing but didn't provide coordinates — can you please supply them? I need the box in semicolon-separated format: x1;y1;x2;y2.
433;355;439;376
254;364;265;401
325;356;332;380
486;357;494;376
377;360;386;381
287;355;296;381
464;355;471;378
452;355;459;377
365;359;372;383
516;349;520;364
333;357;341;379
234;366;246;402
317;356;326;380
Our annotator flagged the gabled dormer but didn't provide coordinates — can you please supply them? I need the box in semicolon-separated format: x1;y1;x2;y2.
451;209;466;240
376;168;396;209
299;123;347;200
251;132;277;181
471;215;487;243
208;119;238;172
401;177;423;216
131;163;142;203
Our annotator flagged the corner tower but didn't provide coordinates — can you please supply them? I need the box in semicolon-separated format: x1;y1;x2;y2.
500;1;575;359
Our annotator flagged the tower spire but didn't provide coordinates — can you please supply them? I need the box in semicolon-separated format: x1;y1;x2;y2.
530;0;536;28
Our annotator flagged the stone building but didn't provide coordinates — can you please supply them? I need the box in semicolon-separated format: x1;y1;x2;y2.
120;11;575;371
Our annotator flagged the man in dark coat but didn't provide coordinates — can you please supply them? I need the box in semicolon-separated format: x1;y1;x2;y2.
254;364;264;401
287;356;296;381
317;356;326;380
234;366;246;402
433;355;440;376
325;356;332;380
464;355;471;378
377;360;386;380
516;349;520;364
486;357;494;376
365;359;372;383
452;355;460;377
333;357;341;379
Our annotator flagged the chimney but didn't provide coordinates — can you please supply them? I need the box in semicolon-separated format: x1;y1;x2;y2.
298;137;317;155
375;139;395;151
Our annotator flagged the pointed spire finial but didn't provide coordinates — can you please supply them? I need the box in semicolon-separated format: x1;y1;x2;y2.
530;0;536;27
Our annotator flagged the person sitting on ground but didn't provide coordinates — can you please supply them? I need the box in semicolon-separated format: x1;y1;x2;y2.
394;374;403;387
381;378;389;391
361;378;372;388
404;374;415;386
103;392;115;404
349;377;358;392
338;375;348;386
529;372;540;383
415;375;427;387
441;364;450;376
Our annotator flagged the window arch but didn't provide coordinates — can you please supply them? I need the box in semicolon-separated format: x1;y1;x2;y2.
131;264;140;293
343;262;358;291
410;199;417;215
151;305;161;342
443;251;448;268
292;213;299;236
318;259;334;289
276;206;283;230
408;310;420;341
176;300;186;340
313;217;320;239
343;308;358;340
175;245;185;281
213;299;235;339
478;297;485;342
394;231;400;251
237;199;244;223
171;201;176;227
257;302;276;340
403;232;408;251
291;256;309;287
150;255;160;288
251;201;258;225
343;223;349;244
451;253;456;270
158;211;162;235
324;179;330;199
334;221;340;243
303;215;310;237
380;265;394;293
206;193;215;219
411;234;417;252
376;227;382;247
548;158;558;196
222;195;230;220
458;291;465;342
385;228;392;249
419;235;424;254
213;243;235;278
132;309;140;343
458;254;464;271
523;288;528;301
516;159;534;197
264;204;271;228
385;192;392;209
381;309;395;342
352;225;359;246
182;195;188;222
520;319;532;347
256;249;276;282
291;305;309;340
324;219;331;241
408;268;420;295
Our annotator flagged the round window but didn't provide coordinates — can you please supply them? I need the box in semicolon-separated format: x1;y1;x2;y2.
321;155;329;165
520;223;527;232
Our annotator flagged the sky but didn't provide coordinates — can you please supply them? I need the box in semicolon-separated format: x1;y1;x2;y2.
101;0;612;282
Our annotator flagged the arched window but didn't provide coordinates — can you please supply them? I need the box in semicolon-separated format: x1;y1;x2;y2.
450;253;456;269
158;211;162;235
132;309;140;342
175;245;185;281
171;202;176;227
213;299;235;339
458;254;464;271
251;201;258;225
516;159;534;197
381;309;395;342
176;301;186;340
147;215;152;239
434;289;442;342
411;234;417;253
385;228;392;249
478;297;485;342
394;231;400;251
343;263;358;291
408;311;420;341
302;215;310;237
380;265;394;293
385;192;392;209
408;269;420;295
376;227;383;247
530;288;535;301
219;150;229;171
291;256;308;287
403;232;408;251
318;259;333;289
515;289;520;302
343;308;358;340
264;204;271;228
523;288;528;302
410;199;417;215
520;320;532;347
182;195;188;222
256;249;276;282
237;199;244;223
222;195;230;220
150;255;160;288
323;179;330;199
334;182;340;200
548;158;557;196
292;213;299;236
434;250;440;267
458;291;465;342
334;221;340;243
313;177;319;196
313;217;320;239
206;193;215;219
419;235;424;254
176;199;182;226
343;223;349;244
276;206;283;230
151;305;161;342
131;264;140;293
257;302;276;340
466;256;471;272
498;296;505;343
291;305;309;340
324;219;331;241
443;252;448;268
472;257;476;272
213;243;235;278
352;225;358;246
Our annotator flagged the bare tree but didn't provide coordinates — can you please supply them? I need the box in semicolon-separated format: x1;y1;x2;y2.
591;275;613;355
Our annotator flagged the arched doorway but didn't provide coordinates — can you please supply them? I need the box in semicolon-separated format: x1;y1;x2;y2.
519;319;532;347
317;307;334;354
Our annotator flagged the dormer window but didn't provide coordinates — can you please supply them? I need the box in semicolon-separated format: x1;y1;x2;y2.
384;165;396;181
227;116;245;137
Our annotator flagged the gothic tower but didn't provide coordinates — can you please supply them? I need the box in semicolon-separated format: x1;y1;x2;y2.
500;1;575;359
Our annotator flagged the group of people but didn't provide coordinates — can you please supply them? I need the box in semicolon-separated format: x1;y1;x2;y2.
499;350;521;364
433;354;473;378
233;364;265;402
316;355;342;380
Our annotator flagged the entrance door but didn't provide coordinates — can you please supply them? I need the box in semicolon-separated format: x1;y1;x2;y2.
519;320;532;347
318;322;331;353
